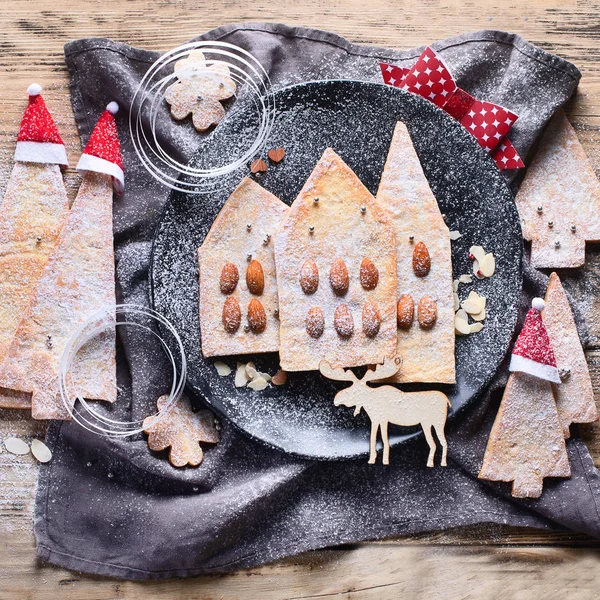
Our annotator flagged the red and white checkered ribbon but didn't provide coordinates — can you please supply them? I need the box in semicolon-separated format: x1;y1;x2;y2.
380;47;524;171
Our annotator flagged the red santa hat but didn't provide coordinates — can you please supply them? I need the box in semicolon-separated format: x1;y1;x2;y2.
14;84;69;167
509;298;560;383
76;102;124;193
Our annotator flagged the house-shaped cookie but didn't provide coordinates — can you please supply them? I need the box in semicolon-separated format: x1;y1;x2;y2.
274;149;398;371
197;177;289;357
376;122;456;384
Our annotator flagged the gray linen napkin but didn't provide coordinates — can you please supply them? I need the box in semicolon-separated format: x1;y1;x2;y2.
34;23;600;580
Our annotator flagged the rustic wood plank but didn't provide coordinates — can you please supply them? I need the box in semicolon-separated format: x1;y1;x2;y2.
3;0;600;595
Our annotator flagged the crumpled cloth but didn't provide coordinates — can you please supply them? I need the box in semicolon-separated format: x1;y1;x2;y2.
34;23;600;580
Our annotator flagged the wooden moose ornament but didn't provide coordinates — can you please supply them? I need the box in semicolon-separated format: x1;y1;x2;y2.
319;357;451;467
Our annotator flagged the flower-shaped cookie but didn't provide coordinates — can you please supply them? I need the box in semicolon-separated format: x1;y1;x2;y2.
164;50;236;132
143;394;220;467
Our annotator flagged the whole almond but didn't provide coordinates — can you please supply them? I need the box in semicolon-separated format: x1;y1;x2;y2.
299;259;319;295
247;298;267;333
246;260;265;295
305;306;325;339
222;297;241;333
362;300;381;338
334;304;354;338
412;242;431;277
220;262;239;294
417;295;437;329
360;258;379;291
329;258;349;296
268;148;286;163
397;294;414;330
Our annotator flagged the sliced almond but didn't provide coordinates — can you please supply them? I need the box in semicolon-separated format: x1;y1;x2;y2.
4;437;29;455
31;439;52;463
235;362;250;387
449;230;462;241
471;310;486;322
473;259;482;279
480;253;496;278
257;371;272;382
245;362;257;379
214;361;231;376
453;293;460;312
459;274;472;284
464;291;485;314
454;315;471;336
462;300;482;315
455;308;468;322
248;376;269;391
469;245;486;263
470;322;484;333
453;279;459;292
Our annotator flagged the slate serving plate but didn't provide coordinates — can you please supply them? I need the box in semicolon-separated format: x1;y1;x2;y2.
150;80;523;460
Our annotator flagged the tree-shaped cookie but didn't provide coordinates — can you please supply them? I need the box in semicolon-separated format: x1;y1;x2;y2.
515;110;600;268
0;85;70;410
479;299;570;498
0;104;122;420
543;272;598;437
143;395;220;467
164;50;236;132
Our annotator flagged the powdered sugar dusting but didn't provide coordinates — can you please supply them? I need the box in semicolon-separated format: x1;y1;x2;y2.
152;81;522;459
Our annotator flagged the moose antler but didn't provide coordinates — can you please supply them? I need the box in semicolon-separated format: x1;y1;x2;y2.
361;356;402;383
319;361;358;383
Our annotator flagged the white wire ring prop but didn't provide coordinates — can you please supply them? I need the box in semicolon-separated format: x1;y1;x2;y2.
59;304;187;438
129;41;275;195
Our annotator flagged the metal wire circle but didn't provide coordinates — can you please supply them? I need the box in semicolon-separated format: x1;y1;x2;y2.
129;41;275;195
58;304;187;438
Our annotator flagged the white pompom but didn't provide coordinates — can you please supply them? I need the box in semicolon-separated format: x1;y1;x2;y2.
532;297;545;311
27;83;42;96
106;101;119;115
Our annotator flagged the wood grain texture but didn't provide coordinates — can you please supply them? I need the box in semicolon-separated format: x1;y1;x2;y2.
2;0;600;596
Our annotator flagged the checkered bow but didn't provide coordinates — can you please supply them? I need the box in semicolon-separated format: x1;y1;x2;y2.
380;47;524;171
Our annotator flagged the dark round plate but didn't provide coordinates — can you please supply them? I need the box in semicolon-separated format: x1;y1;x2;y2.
150;80;522;460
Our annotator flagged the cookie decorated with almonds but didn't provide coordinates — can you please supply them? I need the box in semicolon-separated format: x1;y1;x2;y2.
376;122;455;384
164;50;236;132
198;177;289;357
143;394;219;467
274;148;397;371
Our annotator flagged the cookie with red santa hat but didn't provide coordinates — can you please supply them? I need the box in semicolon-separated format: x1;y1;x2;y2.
509;297;561;383
14;84;69;167
76;102;124;193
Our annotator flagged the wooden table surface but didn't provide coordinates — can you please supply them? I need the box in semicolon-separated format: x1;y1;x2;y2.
3;0;600;597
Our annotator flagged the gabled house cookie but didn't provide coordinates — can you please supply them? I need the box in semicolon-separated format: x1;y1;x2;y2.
197;177;289;357
376;122;455;384
274;149;397;371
